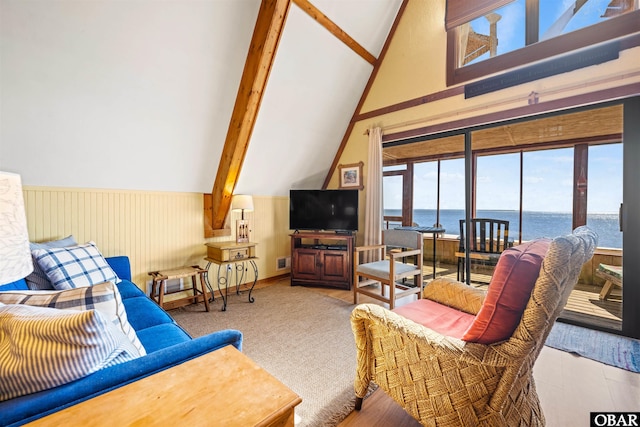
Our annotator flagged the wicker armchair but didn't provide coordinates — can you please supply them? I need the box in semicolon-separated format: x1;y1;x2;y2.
351;227;597;426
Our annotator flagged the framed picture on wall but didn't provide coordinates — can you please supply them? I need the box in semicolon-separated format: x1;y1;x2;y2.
338;161;364;190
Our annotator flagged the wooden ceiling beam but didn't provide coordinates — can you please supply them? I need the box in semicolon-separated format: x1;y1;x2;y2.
293;0;377;65
206;0;291;236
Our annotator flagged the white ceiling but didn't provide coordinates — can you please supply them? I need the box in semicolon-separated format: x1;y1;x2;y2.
227;0;402;196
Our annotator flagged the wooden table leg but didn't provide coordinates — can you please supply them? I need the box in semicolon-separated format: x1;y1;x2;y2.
157;279;165;309
599;279;614;300
194;271;210;312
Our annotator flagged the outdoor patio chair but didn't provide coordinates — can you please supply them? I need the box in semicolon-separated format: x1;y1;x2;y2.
351;226;597;426
597;263;622;300
456;218;511;282
353;229;423;310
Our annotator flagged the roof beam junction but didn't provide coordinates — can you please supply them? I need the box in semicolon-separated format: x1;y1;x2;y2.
293;0;377;65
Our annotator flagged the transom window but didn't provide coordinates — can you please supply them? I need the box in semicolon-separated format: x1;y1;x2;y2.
446;0;640;85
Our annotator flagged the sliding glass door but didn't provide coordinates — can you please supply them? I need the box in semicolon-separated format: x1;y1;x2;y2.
381;97;639;339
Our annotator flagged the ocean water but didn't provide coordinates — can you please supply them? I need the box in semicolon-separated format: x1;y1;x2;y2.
384;209;622;249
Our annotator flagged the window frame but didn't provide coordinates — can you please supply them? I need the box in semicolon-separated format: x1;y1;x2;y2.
446;8;640;86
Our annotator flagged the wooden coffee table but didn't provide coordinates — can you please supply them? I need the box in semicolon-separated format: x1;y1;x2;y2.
28;346;302;426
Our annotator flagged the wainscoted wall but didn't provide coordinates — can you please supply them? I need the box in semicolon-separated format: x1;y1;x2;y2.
22;187;291;293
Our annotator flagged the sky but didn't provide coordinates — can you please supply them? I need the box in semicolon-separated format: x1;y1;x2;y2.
384;0;625;214
387;143;622;214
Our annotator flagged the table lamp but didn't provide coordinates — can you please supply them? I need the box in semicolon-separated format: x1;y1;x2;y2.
0;171;33;285
232;194;254;243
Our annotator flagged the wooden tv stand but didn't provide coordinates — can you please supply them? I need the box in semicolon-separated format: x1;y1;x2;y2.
290;231;354;290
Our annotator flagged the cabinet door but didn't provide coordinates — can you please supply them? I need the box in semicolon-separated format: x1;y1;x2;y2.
321;251;349;283
293;250;321;280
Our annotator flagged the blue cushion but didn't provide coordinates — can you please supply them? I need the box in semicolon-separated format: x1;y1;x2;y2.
116;280;145;300
0;279;28;291
137;323;192;353
105;256;132;282
122;297;173;330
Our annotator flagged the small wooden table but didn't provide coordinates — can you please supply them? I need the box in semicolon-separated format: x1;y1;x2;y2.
27;346;302;426
148;265;210;311
204;241;259;311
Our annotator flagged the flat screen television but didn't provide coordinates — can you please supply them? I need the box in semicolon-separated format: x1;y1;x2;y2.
289;189;359;232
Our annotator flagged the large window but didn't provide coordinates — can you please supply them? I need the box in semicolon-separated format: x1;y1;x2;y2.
387;144;621;247
383;105;623;243
411;159;465;232
383;172;404;228
475;152;522;240
447;0;640;85
522;148;574;242
439;158;465;211
412;161;438;228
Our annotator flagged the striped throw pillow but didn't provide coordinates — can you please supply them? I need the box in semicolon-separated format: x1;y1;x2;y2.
0;281;146;356
32;241;121;290
0;303;141;401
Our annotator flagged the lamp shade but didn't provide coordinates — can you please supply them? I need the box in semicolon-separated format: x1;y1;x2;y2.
0;171;33;285
231;195;254;212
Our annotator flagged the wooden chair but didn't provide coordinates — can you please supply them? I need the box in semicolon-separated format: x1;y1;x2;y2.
353;229;423;310
456;218;510;282
351;227;597;426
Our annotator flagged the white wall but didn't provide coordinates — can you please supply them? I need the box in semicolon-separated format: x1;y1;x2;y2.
1;0;258;192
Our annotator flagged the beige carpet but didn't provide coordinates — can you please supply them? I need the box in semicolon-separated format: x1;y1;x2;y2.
170;282;358;427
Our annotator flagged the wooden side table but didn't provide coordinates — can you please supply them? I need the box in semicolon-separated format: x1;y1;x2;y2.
204;241;259;311
27;346;302;426
148;265;210;311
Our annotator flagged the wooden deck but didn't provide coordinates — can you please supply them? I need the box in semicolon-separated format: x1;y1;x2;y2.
426;262;623;331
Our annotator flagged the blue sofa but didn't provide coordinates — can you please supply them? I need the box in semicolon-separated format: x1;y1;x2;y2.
0;256;243;427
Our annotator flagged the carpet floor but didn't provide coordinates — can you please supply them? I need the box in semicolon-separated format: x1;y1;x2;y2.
170;282;358;427
545;321;640;373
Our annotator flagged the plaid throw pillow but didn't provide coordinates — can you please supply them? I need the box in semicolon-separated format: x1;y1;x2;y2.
0;281;146;356
32;242;121;290
25;235;78;290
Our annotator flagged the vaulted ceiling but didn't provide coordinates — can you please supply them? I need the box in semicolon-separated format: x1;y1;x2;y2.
228;0;402;197
208;0;402;230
